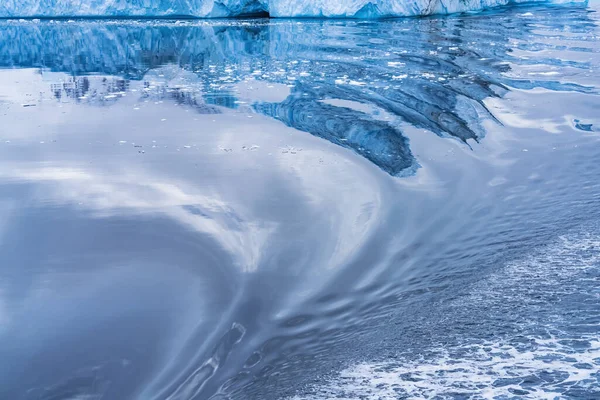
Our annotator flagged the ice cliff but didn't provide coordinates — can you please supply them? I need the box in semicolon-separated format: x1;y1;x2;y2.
0;0;587;18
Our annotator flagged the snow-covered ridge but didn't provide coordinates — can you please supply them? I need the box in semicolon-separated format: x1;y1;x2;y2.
0;0;588;19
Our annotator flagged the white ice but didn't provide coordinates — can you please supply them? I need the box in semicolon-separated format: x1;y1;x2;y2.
0;0;588;18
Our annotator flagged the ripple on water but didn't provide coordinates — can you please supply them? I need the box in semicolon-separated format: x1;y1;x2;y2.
0;4;599;400
291;231;600;399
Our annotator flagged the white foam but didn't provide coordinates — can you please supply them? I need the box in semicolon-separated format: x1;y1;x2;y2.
291;232;600;399
291;338;600;399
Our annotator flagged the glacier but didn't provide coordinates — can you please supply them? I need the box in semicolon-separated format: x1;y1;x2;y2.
0;0;587;19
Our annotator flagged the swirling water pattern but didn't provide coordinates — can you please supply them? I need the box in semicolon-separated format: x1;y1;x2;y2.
0;4;599;400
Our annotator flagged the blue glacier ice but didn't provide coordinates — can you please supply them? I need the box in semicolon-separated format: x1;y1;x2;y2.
0;0;588;18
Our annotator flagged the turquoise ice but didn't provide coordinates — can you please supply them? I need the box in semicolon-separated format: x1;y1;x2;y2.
0;0;588;18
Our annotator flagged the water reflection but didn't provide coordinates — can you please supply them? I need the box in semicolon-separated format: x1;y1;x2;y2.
0;4;595;175
0;4;599;400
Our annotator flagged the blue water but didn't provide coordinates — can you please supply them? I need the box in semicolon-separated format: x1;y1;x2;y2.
0;4;599;400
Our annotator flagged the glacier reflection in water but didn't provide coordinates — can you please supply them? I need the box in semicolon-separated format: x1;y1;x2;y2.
1;5;596;176
0;4;599;400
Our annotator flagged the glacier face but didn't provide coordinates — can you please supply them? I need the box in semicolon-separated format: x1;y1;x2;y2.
0;0;269;18
0;0;587;18
268;0;581;18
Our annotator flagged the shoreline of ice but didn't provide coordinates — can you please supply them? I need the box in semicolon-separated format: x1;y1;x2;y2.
0;0;588;19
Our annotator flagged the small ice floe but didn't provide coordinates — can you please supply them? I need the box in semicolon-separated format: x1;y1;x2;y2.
522;149;529;152
281;146;302;154
348;80;366;86
387;61;405;68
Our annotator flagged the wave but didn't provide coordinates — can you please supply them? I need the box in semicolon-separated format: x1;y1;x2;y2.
291;230;600;399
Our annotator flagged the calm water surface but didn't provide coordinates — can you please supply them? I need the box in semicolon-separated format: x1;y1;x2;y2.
0;4;599;400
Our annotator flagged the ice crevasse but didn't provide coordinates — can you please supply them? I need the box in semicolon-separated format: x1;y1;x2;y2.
0;0;588;18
